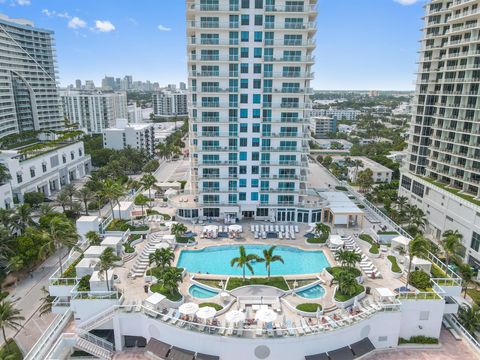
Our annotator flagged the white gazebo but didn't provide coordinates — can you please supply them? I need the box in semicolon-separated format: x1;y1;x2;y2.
143;293;166;312
374;288;396;304
406;256;432;274
391;236;411;253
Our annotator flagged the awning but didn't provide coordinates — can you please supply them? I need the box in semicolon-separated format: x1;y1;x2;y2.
328;346;354;360
196;353;220;360
145;338;171;359
305;354;329;360
166;346;195;360
350;338;375;357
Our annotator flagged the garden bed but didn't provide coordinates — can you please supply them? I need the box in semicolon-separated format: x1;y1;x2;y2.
106;219;149;232
286;279;317;289
306;237;327;244
195;279;224;289
296;303;322;312
326;266;362;278
334;284;365;303
199;302;223;311
226;277;288;291
150;284;182;302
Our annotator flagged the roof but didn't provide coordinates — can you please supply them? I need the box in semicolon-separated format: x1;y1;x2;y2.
76;215;99;223
101;236;122;246
321;192;363;215
84;246;108;257
113;201;133;211
376;288;395;298
90;270;113;282
392;236;410;246
145;293;166;305
75;258;99;269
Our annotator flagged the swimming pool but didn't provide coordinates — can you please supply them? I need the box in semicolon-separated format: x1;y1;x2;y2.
177;245;330;276
188;284;219;299
295;284;326;299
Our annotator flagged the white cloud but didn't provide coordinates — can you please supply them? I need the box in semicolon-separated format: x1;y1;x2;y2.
94;20;115;32
15;0;30;5
41;9;70;19
68;16;87;29
393;0;421;5
157;24;171;32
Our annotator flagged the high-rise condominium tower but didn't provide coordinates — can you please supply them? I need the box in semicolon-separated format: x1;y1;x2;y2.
187;0;316;220
0;14;63;138
400;0;480;268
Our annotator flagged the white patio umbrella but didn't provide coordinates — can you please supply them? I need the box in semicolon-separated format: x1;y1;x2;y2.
204;225;218;232
196;306;217;320
228;224;242;232
164;221;178;229
255;308;277;323
225;310;246;323
179;302;199;316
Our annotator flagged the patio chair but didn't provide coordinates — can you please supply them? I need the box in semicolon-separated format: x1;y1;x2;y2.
275;225;279;232
226;321;234;336
294;225;299;233
279;232;283;239
300;318;312;334
280;225;285;232
285;320;296;336
218;320;226;335
254;231;259;239
236;321;244;337
256;324;264;337
251;225;255;232
267;322;274;337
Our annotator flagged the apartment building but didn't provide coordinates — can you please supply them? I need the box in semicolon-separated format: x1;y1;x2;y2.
310;116;336;138
186;0;316;220
152;90;189;117
0;14;63;139
0;141;91;208
128;104;144;123
346;156;393;184
103;119;155;156
309;108;361;121
399;0;480;268
60;90;128;133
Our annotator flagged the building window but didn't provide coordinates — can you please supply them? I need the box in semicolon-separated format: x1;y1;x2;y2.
239;192;246;201
257;208;268;216
401;175;412;191
411;181;425;198
62;155;67;164
42;163;47;172
30;168;35;178
471;232;480;252
241;14;249;25
251;192;259;201
419;311;429;321
17;173;22;183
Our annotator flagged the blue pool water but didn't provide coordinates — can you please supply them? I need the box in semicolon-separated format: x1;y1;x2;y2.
188;285;219;299
295;284;326;299
177;245;330;276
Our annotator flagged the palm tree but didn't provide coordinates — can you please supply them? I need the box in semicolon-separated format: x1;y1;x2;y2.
352;159;363;175
39;286;53;317
134;194;149;220
440;230;463;266
70;201;83;218
337;250;361;269
405;235;429;289
411;208;426;233
333;271;358;297
77;187;95;215
458;263;474;298
102;179;125;219
0;301;24;353
98;248;120;291
315;223;330;237
159;267;183;297
458;304;480;336
39;203;54;216
0;163;11;185
141;174;156;207
39;217;79;275
171;223;188;241
396;196;408;214
13;204;34;234
56;190;70;212
0;227;14;268
149;248;175;270
230;245;262;281
62;184;76;205
262;246;284;278
0;209;15;231
85;231;101;245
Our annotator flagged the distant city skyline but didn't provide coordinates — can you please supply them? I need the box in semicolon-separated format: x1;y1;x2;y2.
0;0;424;90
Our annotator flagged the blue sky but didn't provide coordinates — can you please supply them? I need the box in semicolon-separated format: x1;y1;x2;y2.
0;0;425;90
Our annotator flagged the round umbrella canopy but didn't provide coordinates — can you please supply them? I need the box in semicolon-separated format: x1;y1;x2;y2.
164;221;178;229
220;292;229;298
165;188;178;196
228;224;242;232
204;225;218;232
225;310;246;323
196;306;217;320
179;302;199;316
255;308;277;323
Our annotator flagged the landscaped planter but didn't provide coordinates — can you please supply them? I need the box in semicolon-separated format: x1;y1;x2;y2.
368;250;380;259
386;256;403;279
333;286;366;309
148;286;184;308
376;232;399;244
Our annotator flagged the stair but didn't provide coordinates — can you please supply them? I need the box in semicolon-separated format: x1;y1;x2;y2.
77;306;119;332
75;337;112;360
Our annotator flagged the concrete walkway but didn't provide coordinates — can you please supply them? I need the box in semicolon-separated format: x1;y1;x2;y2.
230;285;286;298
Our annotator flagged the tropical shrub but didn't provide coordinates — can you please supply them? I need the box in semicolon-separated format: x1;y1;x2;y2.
408;270;430;291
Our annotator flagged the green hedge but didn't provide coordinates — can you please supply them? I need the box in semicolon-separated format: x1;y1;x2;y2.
335;186;348;191
359;234;375;245
377;231;399;235
387;255;402;273
369;244;379;254
199;302;223;311
307;237;327;244
334;284;364;302
77;275;91;291
399;336;438;345
326;266;362;278
150;284;182;302
467;289;480;306
226;277;288;291
0;339;23;360
106;219;149;232
296;303;322;312
409;270;430;291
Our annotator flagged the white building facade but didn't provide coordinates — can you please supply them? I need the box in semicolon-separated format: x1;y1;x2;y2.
187;0;315;220
128;104;144;123
60;90;128;134
400;0;480;269
309;108;361;121
103;119;155;156
152;90;188;117
310;116;336;138
0;14;63;139
0;141;91;207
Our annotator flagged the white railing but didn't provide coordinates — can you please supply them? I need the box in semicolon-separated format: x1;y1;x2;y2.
24;310;73;360
447;314;480;351
79;330;115;352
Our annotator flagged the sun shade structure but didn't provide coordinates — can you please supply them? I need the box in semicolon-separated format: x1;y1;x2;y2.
327;346;354;360
196;353;220;360
196;306;217;320
255;308;277;323
179;302;199;315
145;338;171;359
305;353;330;360
350;338;375;357
225;310;246;323
166;346;195;360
